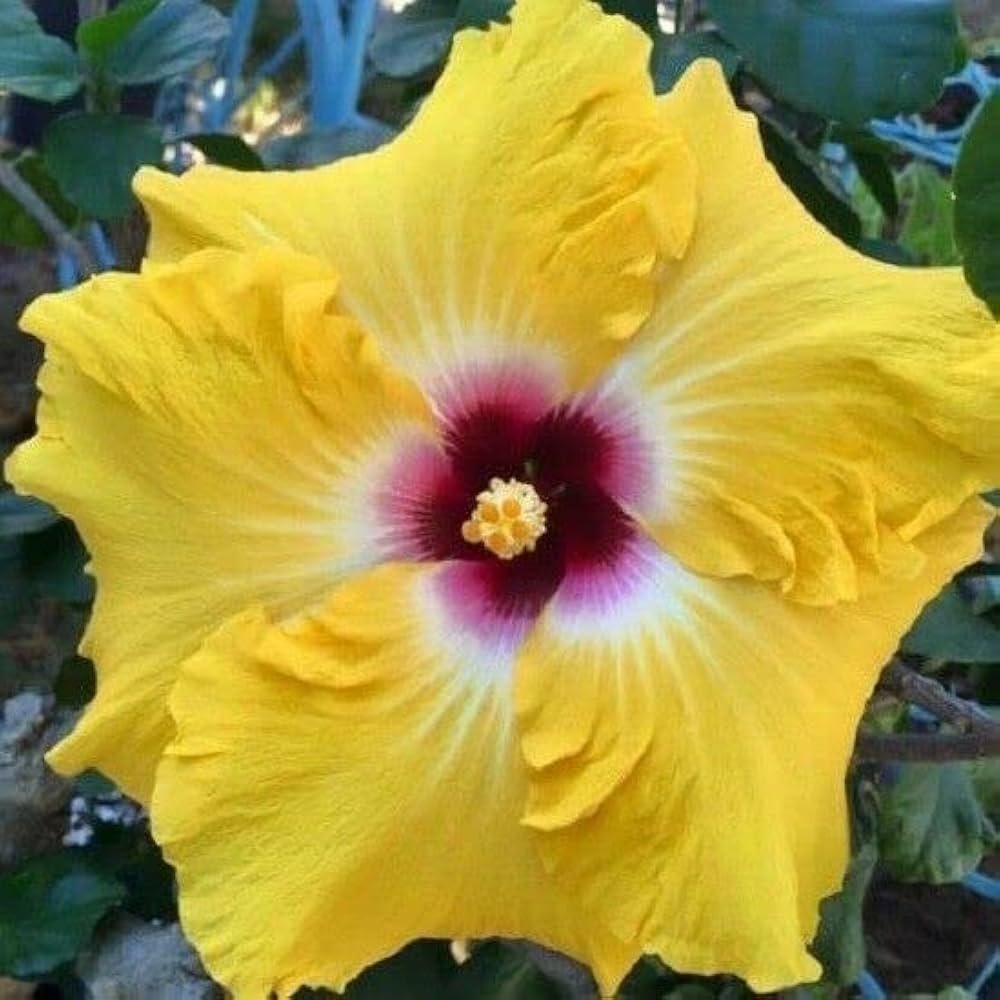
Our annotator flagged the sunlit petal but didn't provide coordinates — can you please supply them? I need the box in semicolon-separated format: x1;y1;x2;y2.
5;248;434;801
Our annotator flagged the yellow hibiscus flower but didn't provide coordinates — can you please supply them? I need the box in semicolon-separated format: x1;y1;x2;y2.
6;0;1000;995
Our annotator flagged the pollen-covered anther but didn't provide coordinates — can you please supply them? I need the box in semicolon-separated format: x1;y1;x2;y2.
461;477;548;560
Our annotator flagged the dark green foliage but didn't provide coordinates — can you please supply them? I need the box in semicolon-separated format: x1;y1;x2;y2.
878;763;997;883
84;822;178;923
0;537;29;632
76;0;160;72
262;125;395;168
447;941;566;999
456;0;657;35
103;0;229;85
370;0;457;78
341;940;456;999
296;941;571;999
22;519;94;604
893;163;960;265
902;582;1000;663
597;0;658;36
44;113;163;220
758;120;861;246
0;852;124;979
0;491;60;538
617;956;750;999
651;31;741;94
74;770;118;799
708;0;958;124
53;655;96;708
0;155;81;250
828;126;900;219
0;0;82;101
454;0;511;29
851;151;899;221
856;239;917;266
954;94;1000;317
807;778;881;987
811;841;878;985
184;133;266;171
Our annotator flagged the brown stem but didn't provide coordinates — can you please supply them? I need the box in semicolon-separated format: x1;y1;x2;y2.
854;729;1000;763
0;160;97;277
853;660;1000;762
880;659;996;733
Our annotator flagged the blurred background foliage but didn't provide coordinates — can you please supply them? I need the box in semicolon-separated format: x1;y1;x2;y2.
0;0;998;997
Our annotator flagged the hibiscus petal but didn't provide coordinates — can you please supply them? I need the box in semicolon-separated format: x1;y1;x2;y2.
610;59;1000;604
514;497;991;991
152;562;636;999
134;0;695;391
4;248;435;802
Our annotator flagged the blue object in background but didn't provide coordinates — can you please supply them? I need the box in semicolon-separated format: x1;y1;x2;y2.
869;61;1000;168
55;250;78;290
963;870;1000;904
295;0;347;127
205;0;377;129
858;970;888;1000
85;223;117;271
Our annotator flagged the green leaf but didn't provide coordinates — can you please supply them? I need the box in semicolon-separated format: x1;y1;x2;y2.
969;755;1000;820
651;31;741;94
878;762;997;883
857;238;916;267
183;132;265;171
853;149;899;220
447;942;564;999
22;518;93;603
759;121;860;246
598;0;658;35
105;0;229;85
962;574;1000;615
75;769;118;798
342;941;456;999
954;93;1000;318
0;490;60;537
455;0;509;27
0;537;29;631
707;0;957;124
76;0;160;70
779;985;839;1000
897;161;961;265
617;956;673;999
457;0;657;33
617;959;751;1000
44;113;162;220
261;124;396;169
0;0;82;101
84;822;177;923
811;841;878;985
0;153;81;250
54;655;96;708
370;0;457;78
0;851;124;979
902;582;1000;664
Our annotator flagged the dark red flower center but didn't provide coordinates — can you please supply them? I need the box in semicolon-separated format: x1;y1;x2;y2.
413;392;639;626
374;363;655;645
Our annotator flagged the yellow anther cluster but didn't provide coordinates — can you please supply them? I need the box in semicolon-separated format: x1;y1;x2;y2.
461;477;548;560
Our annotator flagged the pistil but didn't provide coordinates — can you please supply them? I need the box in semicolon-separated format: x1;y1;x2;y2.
461;477;548;559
